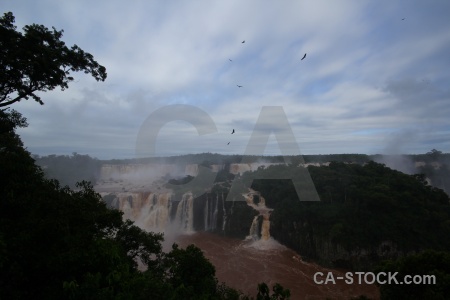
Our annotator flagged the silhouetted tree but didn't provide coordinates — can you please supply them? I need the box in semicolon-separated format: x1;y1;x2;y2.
0;12;107;108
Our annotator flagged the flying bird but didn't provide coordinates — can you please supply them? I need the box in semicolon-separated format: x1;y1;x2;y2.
237;85;242;88
242;40;245;43
301;53;307;60
227;142;230;145
402;18;405;20
229;59;232;61
231;129;235;134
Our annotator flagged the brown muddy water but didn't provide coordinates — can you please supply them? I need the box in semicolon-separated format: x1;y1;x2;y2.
174;232;380;300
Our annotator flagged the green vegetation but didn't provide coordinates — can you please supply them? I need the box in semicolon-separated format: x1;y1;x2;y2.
0;109;212;299
0;12;106;107
34;153;101;189
239;162;450;270
4;10;450;299
376;250;450;300
1;12;289;299
0;104;292;300
254;282;291;300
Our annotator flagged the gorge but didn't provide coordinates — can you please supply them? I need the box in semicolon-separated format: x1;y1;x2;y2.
96;162;381;299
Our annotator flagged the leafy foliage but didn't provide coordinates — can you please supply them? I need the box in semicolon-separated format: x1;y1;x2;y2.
375;250;450;300
0;12;291;297
242;162;450;269
0;12;107;107
255;282;291;300
1;108;291;299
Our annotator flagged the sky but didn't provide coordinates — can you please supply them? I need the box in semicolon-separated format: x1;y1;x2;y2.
2;0;450;159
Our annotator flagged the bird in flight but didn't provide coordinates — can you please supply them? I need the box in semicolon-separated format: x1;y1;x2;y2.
237;85;242;88
231;129;235;134
301;53;307;60
227;142;230;145
229;59;232;61
402;18;405;20
242;40;245;43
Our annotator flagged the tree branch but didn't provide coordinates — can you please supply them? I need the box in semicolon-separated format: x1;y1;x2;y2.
0;86;40;108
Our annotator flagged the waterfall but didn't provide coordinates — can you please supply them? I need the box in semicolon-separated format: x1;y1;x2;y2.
204;194;209;231
111;197;119;209
136;193;172;232
213;194;218;230
118;193;141;221
204;194;218;231
230;197;235;215
105;191;200;234
261;213;271;241
203;193;225;232
175;193;194;233
221;193;227;231
242;190;273;242
247;216;260;241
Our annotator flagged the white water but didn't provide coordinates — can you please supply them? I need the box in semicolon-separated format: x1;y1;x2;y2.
135;193;171;232
243;189;273;241
204;194;209;231
110;191;196;235
213;194;219;230
247;216;260;241
221;193;227;231
175;192;194;233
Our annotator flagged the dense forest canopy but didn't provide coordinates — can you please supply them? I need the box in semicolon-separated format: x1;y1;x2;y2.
0;72;294;300
0;12;291;299
243;162;450;260
3;10;450;299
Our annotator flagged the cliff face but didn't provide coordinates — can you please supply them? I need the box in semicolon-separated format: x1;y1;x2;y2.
99;162;296;180
102;188;402;271
270;217;403;270
98;160;450;271
102;190;257;239
100;164;187;180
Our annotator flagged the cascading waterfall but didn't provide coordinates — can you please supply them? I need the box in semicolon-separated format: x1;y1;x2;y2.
260;213;270;241
135;193;172;232
230;197;235;215
221;193;227;231
204;194;218;231
204;193;226;232
110;191;198;234
111;197;118;209
247;216;260;241
204;194;209;231
108;189;275;240
118;193;142;221
213;194;219;230
175;192;194;233
243;190;273;242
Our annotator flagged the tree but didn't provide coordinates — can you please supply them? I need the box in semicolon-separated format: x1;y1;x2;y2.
163;243;218;299
376;250;450;300
1;108;257;299
1;110;297;300
256;282;291;300
0;12;107;108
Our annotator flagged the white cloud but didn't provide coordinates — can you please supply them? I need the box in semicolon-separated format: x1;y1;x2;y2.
2;0;450;158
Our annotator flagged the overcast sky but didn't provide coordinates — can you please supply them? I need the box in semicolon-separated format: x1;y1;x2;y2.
2;0;450;159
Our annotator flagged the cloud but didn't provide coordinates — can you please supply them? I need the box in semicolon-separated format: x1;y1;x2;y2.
2;0;450;158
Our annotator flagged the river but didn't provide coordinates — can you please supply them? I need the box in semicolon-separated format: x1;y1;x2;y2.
173;232;380;300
